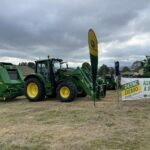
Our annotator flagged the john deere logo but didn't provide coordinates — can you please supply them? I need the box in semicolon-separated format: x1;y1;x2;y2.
88;29;98;56
90;40;95;48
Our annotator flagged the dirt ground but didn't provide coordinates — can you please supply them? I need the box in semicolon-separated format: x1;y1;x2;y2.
0;91;150;150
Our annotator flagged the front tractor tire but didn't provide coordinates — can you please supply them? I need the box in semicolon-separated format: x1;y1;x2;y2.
56;81;77;102
25;78;45;102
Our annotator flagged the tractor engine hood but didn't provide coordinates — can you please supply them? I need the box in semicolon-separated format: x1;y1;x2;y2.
57;68;76;75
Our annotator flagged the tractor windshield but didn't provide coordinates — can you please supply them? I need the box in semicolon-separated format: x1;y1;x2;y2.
60;62;68;69
53;61;61;73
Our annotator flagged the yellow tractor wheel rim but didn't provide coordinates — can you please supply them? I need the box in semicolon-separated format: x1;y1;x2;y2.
27;82;38;98
60;86;70;98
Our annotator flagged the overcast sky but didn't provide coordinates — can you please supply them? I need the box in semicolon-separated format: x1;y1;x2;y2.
0;0;150;67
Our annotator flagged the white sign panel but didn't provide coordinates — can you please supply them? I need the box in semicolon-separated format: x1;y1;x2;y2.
121;78;150;100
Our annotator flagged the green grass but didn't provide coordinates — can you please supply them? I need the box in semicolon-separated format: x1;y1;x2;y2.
0;91;150;150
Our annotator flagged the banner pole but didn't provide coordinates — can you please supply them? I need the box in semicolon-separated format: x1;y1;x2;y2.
114;61;121;107
115;76;119;104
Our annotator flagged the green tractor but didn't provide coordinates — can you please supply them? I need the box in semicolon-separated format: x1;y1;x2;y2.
24;58;106;102
104;75;116;90
0;62;24;100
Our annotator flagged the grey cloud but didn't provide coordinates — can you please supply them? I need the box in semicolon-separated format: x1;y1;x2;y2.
0;0;150;66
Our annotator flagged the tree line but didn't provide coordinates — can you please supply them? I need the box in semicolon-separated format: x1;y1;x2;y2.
98;61;145;76
19;62;35;69
19;61;142;75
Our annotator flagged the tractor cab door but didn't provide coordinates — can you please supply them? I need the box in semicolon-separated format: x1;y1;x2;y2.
52;60;61;82
36;60;56;95
36;61;50;81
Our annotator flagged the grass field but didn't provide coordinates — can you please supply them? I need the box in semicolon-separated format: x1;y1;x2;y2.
0;91;150;150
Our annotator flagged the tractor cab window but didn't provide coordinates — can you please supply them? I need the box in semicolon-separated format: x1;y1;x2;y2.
53;61;61;73
36;62;48;77
60;62;68;69
7;69;19;80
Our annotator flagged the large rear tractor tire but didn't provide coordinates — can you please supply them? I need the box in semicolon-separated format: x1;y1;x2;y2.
25;78;45;102
56;81;77;102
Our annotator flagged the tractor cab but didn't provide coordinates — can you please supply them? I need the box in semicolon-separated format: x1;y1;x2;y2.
35;58;63;79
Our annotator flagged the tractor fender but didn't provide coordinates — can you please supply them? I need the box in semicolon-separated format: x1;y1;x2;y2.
56;79;67;87
56;77;78;89
24;74;45;84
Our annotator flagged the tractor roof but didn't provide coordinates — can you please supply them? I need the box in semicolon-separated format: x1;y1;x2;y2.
0;62;13;65
35;58;63;63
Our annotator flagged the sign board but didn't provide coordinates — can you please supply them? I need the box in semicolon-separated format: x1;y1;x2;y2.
121;78;150;100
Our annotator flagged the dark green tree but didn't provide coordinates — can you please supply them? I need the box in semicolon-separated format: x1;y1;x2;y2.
98;64;109;76
82;62;91;72
19;62;27;66
28;62;35;69
121;66;130;73
109;67;115;75
131;61;143;72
